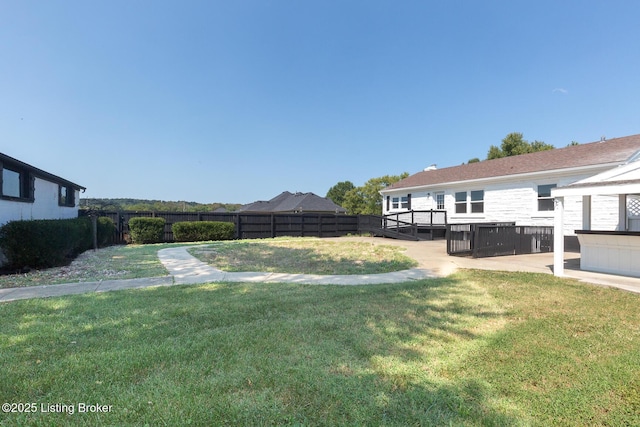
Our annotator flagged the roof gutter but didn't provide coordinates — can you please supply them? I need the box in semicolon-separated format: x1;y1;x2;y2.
0;153;86;191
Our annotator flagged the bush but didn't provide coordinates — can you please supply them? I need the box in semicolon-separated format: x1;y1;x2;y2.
0;218;93;269
172;221;235;242
96;217;116;247
128;217;166;244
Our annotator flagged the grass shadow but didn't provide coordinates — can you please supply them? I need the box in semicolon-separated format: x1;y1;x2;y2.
0;274;523;425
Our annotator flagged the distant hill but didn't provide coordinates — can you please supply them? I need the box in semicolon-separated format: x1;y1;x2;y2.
80;198;242;213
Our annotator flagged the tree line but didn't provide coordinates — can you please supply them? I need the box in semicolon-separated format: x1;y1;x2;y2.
80;198;242;213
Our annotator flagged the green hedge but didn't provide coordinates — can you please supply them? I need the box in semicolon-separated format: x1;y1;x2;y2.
172;221;235;242
128;217;166;244
0;217;115;270
96;217;117;247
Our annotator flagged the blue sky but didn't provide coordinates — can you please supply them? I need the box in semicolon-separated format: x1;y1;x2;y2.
1;1;639;204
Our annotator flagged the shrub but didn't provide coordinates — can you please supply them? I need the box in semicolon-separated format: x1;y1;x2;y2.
0;218;93;269
96;217;116;247
128;217;166;244
172;221;235;242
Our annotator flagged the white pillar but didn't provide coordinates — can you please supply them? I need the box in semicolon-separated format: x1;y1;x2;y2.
582;195;591;230
619;194;627;231
553;196;565;276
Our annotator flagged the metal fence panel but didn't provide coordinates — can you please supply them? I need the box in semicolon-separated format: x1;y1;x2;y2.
447;223;551;257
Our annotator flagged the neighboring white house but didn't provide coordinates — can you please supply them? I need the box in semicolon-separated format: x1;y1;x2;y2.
380;134;640;239
0;152;85;226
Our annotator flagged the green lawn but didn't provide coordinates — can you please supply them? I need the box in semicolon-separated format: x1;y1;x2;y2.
1;269;638;426
189;238;418;274
0;238;417;288
0;243;175;288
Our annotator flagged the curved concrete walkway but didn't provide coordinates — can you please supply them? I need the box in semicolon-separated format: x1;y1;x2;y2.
2;237;640;303
0;242;437;303
159;246;436;286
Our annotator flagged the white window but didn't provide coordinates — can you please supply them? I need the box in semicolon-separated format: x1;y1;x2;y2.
455;192;467;213
435;192;444;210
391;197;400;209
470;190;484;213
400;196;409;209
538;184;556;211
454;190;484;214
390;194;411;210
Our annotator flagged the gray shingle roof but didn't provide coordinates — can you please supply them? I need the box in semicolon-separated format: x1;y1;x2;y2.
384;134;640;191
238;191;347;213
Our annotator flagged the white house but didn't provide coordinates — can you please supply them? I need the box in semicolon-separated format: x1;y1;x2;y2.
380;134;640;240
0;152;85;226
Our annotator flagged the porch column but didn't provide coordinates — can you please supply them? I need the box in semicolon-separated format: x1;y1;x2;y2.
553;196;565;276
582;195;591;230
618;194;627;231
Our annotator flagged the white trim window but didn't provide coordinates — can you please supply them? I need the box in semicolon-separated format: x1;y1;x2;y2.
401;195;410;209
455;191;467;213
455;190;484;214
538;184;556;211
435;192;445;210
470;190;484;213
390;194;411;211
391;196;400;209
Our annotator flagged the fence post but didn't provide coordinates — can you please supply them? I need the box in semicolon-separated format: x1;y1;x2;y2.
271;214;275;238
472;224;479;257
116;212;122;244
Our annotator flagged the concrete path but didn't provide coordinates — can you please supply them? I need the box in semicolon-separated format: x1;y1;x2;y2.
2;237;640;303
0;276;174;302
158;245;436;286
0;241;438;303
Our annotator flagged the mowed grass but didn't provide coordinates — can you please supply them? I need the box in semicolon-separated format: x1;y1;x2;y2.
1;270;639;426
0;244;174;289
189;238;418;274
0;238;415;289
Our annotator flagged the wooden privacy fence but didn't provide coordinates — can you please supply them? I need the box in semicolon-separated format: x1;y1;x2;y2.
93;211;364;243
447;223;554;258
90;210;450;243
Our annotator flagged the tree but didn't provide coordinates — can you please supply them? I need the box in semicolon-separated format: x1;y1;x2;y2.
487;132;554;160
342;173;409;215
326;181;355;207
